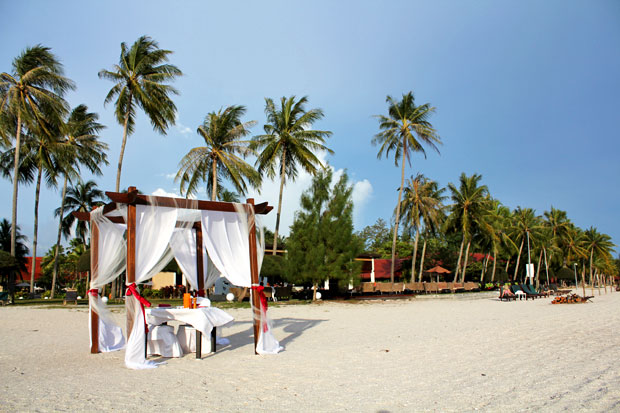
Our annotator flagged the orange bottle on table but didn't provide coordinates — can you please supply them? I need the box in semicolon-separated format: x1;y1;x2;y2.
183;293;191;308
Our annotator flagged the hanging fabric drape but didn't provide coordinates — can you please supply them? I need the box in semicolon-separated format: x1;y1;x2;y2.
200;209;251;287
125;203;178;369
89;206;126;352
170;228;200;291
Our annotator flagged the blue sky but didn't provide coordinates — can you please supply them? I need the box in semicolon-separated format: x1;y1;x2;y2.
1;0;619;255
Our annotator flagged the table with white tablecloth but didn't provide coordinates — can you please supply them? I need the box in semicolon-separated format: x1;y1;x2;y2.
146;307;234;358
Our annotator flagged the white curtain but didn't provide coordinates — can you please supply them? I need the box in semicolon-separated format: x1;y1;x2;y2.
170;228;199;291
89;206;126;352
125;204;178;369
200;209;251;287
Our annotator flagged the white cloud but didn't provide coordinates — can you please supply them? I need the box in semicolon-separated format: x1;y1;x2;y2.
165;173;176;180
174;113;193;136
152;188;180;198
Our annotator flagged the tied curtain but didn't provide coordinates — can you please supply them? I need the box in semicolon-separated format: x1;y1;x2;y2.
89;206;126;352
201;207;282;354
125;205;178;369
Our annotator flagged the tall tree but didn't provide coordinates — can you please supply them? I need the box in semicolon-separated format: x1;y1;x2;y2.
51;105;107;298
373;92;441;282
252;95;332;255
0;45;74;256
508;207;544;282
56;180;105;245
443;173;489;283
98;35;182;192
583;227;615;286
176;105;259;200
399;174;445;282
286;168;361;299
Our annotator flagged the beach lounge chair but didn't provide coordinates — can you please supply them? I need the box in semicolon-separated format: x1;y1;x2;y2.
436;282;449;293
510;284;531;300
521;284;545;298
0;291;9;306
464;282;479;292
63;289;78;305
499;285;517;301
452;282;465;293
405;282;424;293
376;283;393;295
392;282;404;294
424;282;439;294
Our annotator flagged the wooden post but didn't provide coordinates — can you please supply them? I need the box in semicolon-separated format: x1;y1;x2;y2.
126;186;137;338
247;198;261;354
90;219;99;354
196;223;205;296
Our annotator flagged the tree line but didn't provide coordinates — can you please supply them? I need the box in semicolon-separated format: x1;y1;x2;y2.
1;36;617;299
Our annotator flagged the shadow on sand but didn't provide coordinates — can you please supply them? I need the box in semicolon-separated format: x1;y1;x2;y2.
216;316;327;353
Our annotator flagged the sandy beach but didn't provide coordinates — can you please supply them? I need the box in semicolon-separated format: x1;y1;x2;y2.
1;291;619;412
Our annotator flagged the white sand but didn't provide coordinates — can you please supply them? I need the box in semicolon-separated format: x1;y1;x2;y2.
1;291;619;412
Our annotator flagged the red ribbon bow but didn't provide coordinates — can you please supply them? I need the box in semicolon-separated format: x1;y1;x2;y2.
251;285;269;332
126;283;152;333
87;289;99;297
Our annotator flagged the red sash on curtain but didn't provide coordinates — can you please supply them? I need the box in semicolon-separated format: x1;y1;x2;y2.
126;283;152;333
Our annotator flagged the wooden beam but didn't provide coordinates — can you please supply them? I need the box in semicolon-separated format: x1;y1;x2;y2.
247;198;261;354
90;221;99;354
125;187;137;338
104;190;272;215
196;224;205;296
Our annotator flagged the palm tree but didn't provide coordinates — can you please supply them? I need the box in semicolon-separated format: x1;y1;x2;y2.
252;96;333;255
56;180;105;245
373;92;441;283
98;35;182;192
0;45;74;256
443;173;489;283
583;227;615;286
399;173;445;282
176;105;259;200
0;218;29;300
486;201;516;283
50;105;107;298
508;207;544;282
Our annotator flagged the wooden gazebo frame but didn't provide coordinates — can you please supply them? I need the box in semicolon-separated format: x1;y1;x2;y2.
74;186;272;355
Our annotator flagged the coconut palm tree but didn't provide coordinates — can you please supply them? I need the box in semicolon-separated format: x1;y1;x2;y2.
56;180;105;245
98;35;182;192
399;173;445;282
583;227;615;286
443;173;490;283
0;45;74;256
486;200;516;283
252;95;333;256
50;105;107;298
176;105;259;200
508;207;544;282
373;92;441;283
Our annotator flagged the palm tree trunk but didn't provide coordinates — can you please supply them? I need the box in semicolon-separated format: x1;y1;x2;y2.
505;258;510;272
589;249;594;287
491;248;497;283
513;239;524;281
418;239;427;283
115;94;133;192
460;241;471;283
390;141;407;283
30;165;43;293
273;148;287;256
211;158;218;201
480;253;489;283
10;114;22;257
453;237;465;283
535;249;543;289
51;175;68;299
410;230;419;283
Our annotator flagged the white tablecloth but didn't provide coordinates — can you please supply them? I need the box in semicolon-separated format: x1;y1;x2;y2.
146;307;234;337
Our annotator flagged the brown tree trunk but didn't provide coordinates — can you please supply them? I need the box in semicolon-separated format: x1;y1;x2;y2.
535;249;543;289
418;239;427;283
115;93;132;192
490;249;497;283
453;236;465;283
272;148;287;256
410;230;419;283
11;114;22;257
460;241;471;283
211;158;218;201
51;175;68;299
30;165;43;293
513;239;524;281
390;141;407;283
312;283;317;301
505;258;510;272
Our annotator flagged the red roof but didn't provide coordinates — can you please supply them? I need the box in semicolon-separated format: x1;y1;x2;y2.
360;259;404;280
19;257;43;282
